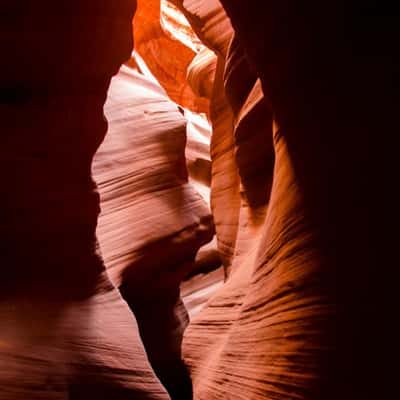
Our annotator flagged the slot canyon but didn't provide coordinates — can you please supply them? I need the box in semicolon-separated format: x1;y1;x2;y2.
1;1;388;399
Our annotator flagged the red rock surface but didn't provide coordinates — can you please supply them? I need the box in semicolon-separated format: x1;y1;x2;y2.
94;65;213;292
0;275;169;399
169;0;242;271
93;64;215;398
1;1;380;399
178;1;375;399
0;2;169;399
132;0;208;114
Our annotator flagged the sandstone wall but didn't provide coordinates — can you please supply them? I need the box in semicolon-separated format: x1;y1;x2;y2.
0;2;170;399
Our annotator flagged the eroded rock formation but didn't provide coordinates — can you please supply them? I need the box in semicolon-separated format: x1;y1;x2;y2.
132;0;208;114
0;1;170;399
1;1;380;399
167;1;374;399
93;65;215;398
137;1;375;399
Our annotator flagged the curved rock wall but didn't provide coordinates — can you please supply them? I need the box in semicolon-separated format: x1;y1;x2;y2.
217;2;375;399
170;0;275;277
93;65;215;398
0;2;170;399
94;66;213;293
168;0;240;271
175;1;374;399
1;1;378;399
132;0;209;114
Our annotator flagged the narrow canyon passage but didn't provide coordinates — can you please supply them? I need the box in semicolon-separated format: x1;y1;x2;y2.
0;1;385;399
92;63;223;398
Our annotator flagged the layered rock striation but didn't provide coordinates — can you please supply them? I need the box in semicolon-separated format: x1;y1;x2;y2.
168;1;374;399
93;65;215;399
1;1;378;399
0;2;170;399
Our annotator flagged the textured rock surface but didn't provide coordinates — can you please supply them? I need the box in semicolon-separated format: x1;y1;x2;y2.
0;275;169;400
181;267;224;319
94;65;213;292
172;0;274;279
178;1;375;399
170;0;234;58
93;65;215;398
184;121;330;400
132;0;208;113
0;1;169;399
170;0;242;271
1;1;380;399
